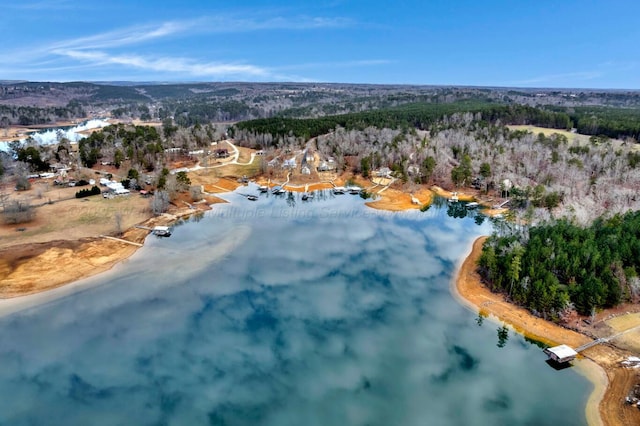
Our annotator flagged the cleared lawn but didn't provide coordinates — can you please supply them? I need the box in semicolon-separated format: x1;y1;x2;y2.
209;162;261;179
507;125;637;151
604;312;640;353
0;194;152;248
508;125;591;143
237;146;254;163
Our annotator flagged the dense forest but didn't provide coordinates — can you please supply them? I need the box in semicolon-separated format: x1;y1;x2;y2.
478;212;640;318
0;101;86;126
79;124;163;170
77;122;226;171
569;107;640;140
232;102;572;141
77;124;155;170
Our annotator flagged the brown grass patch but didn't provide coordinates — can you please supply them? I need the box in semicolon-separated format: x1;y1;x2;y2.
0;194;152;249
236;146;254;163
431;185;476;202
366;187;434;211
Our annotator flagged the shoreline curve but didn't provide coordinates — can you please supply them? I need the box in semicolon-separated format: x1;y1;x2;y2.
451;236;607;426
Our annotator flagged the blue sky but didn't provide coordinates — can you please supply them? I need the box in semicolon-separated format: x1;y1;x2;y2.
2;0;639;88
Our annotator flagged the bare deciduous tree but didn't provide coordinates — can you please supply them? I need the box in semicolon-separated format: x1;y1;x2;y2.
114;211;123;235
2;199;35;224
151;190;170;215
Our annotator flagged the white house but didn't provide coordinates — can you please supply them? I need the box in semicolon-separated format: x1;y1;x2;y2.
375;167;392;178
283;157;297;169
105;181;129;196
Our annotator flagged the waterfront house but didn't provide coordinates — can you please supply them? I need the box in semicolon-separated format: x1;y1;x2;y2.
375;167;392;178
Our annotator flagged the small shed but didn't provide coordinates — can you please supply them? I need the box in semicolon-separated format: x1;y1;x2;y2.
544;345;578;363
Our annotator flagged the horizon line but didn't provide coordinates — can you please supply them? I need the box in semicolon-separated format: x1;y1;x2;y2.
2;79;640;92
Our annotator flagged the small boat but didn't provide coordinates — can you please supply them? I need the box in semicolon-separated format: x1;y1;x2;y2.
448;192;459;203
347;186;361;195
466;202;479;209
258;185;268;193
152;226;171;237
302;192;314;201
247;195;258;201
333;186;346;195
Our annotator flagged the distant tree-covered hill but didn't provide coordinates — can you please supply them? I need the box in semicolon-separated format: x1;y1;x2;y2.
2;81;640;139
232;102;573;140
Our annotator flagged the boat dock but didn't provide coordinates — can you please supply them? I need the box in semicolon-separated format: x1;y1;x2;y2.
134;225;172;237
545;322;640;363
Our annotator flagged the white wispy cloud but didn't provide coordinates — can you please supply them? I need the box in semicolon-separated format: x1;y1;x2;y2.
222;15;352;31
54;49;270;78
6;0;75;10
510;71;602;86
48;15;352;51
50;20;201;51
597;60;638;72
6;13;354;81
275;59;393;71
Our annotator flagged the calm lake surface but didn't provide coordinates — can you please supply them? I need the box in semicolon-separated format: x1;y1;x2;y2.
0;189;591;425
0;119;110;152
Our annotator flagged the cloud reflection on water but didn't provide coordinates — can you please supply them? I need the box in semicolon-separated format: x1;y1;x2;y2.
0;195;589;426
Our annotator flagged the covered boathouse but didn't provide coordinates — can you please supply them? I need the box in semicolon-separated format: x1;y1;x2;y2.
544;344;578;363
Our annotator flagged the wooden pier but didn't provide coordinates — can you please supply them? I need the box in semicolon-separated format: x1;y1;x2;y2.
545;323;640;363
99;235;143;247
574;338;607;353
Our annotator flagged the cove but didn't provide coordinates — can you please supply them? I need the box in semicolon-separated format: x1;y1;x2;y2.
0;189;591;425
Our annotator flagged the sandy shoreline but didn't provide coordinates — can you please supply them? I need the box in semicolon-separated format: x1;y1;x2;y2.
453;236;639;426
0;205;212;301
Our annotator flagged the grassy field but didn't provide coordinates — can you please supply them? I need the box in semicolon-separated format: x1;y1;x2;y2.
0;192;151;248
507;125;639;151
508;125;592;144
604;312;640;353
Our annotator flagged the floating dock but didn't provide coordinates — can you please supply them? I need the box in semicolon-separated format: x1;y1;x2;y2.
152;226;171;237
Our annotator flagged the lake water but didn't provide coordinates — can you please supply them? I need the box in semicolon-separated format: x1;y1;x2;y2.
0;119;110;152
0;189;591;425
